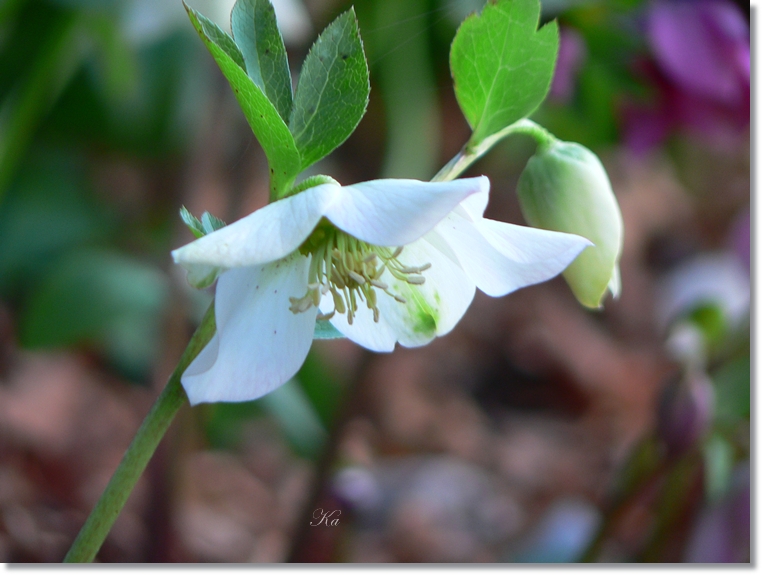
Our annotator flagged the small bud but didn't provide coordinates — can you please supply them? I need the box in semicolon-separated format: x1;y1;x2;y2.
517;140;623;308
657;370;715;457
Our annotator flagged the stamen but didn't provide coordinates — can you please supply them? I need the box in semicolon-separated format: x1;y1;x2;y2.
332;289;346;314
348;270;366;285
293;224;430;322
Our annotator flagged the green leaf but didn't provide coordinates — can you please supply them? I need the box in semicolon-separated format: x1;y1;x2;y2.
190;7;247;71
180;206;204;238
180;207;226;239
231;0;293;122
289;8;369;170
450;0;559;144
184;2;301;197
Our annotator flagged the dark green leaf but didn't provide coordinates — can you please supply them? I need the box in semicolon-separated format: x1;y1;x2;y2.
231;0;292;121
289;8;369;170
450;0;558;144
184;2;301;197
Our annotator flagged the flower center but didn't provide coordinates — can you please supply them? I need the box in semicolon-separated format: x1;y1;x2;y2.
291;221;430;324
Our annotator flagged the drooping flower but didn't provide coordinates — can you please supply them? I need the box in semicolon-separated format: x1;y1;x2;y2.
517;140;623;309
173;176;590;404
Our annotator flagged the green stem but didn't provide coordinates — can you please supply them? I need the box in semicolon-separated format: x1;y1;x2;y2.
432;118;557;182
63;303;216;563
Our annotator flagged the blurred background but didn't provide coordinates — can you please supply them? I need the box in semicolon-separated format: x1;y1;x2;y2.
0;0;750;563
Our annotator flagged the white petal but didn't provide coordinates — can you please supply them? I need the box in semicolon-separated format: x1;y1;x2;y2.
608;265;621;299
172;183;339;272
376;232;476;347
324;233;475;350
457;181;490;220
182;255;317;404
322;294;398;352
438;212;592;297
184;332;220;378
324;176;489;247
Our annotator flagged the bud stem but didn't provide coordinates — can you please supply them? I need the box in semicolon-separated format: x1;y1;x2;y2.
63;302;217;563
433;119;558;182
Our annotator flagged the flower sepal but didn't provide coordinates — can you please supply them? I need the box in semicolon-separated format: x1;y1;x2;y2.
179;207;228;288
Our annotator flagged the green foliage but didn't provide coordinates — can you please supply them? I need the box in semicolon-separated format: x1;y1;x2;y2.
200;211;226;234
205;378;327;459
289;8;369;171
184;2;301;198
20;248;169;379
0;155;110;298
712;356;751;427
703;433;735;502
231;0;292;122
259;379;327;457
186;2;369;191
688;303;728;348
450;0;559;144
180;206;204;238
296;351;343;427
0;5;84;200
180;206;226;239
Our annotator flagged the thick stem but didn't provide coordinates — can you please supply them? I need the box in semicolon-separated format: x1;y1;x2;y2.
432;118;557;182
63;303;216;563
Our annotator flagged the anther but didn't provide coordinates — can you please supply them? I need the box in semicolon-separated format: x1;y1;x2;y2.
348;271;366;285
332;290;346;314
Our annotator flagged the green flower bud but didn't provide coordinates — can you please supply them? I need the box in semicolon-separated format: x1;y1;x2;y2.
517;140;623;309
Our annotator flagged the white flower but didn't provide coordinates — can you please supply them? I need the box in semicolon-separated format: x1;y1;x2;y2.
172;177;591;404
